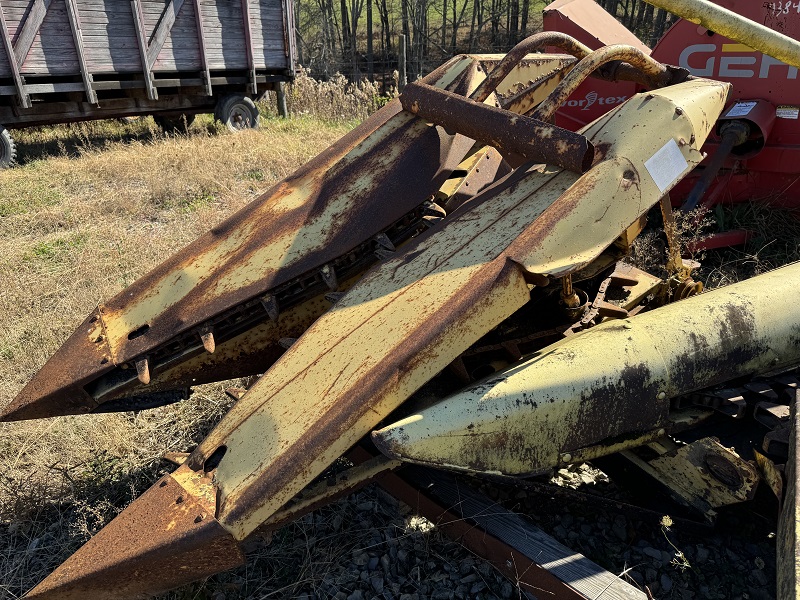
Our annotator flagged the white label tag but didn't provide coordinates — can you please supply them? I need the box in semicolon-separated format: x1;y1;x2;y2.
645;139;688;194
777;105;800;119
726;101;757;117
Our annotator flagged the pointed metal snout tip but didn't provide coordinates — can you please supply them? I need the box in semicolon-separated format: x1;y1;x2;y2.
24;466;244;600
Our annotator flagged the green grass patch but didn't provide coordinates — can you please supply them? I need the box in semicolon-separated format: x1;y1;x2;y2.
26;232;88;262
0;177;63;216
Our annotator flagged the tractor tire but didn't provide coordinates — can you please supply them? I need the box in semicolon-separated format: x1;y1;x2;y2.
215;95;259;132
154;113;195;134
0;125;16;168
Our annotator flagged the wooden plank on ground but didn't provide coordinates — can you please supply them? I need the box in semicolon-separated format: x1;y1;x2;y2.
64;0;97;104
12;0;50;68
398;467;648;600
145;0;184;66
240;0;255;92
130;0;157;100
0;0;29;107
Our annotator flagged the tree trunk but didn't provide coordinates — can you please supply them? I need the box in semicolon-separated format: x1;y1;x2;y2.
366;0;373;79
442;0;448;49
468;0;477;51
377;0;391;56
340;0;352;65
651;7;668;46
490;0;499;50
509;0;519;45
521;0;529;38
351;0;362;80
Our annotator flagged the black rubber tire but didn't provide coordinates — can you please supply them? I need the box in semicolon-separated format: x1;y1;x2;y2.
215;95;259;131
154;113;195;134
0;125;16;168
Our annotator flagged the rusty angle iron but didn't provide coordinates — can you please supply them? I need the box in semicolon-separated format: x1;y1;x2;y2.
20;43;730;597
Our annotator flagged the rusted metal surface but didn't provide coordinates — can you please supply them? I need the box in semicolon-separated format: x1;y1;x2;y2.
24;466;244;600
257;454;400;531
626;437;760;520
401;80;595;172
437;147;509;213
20;44;734;599
1;51;610;423
1;57;485;422
177;76;725;542
532;44;673;121
373;262;800;476
778;388;800;599
469;31;592;103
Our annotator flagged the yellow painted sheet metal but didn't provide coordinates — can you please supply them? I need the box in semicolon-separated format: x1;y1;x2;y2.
373;262;800;476
185;77;728;540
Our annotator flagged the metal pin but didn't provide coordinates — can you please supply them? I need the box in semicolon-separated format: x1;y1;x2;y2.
261;294;279;321
279;337;297;349
374;232;395;251
320;264;338;290
135;357;151;385
199;323;215;354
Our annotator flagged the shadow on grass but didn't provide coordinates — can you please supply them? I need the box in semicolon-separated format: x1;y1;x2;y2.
11;117;222;167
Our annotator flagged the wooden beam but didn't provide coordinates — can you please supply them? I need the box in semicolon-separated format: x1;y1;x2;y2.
130;0;157;100
281;0;296;70
191;0;211;95
146;0;185;68
13;0;51;69
240;0;256;93
0;1;30;108
64;0;97;105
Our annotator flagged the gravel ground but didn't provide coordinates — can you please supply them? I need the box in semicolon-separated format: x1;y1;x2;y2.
175;461;776;600
1;451;777;600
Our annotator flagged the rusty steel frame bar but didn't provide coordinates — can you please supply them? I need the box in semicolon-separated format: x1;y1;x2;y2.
532;45;673;121
400;81;594;172
470;31;593;103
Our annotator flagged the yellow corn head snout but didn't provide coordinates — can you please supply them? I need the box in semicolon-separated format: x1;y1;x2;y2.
373;262;800;476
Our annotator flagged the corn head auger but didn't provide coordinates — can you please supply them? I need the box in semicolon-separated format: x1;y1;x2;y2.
6;5;800;597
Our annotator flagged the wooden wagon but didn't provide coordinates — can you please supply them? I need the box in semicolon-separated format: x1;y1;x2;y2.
0;0;297;164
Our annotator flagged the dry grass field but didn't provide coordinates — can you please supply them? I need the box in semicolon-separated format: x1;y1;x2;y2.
0;112;348;596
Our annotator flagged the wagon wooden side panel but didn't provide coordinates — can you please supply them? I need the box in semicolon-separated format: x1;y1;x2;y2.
0;0;295;155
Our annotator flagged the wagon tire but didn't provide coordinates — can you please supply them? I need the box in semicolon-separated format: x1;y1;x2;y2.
215;95;259;132
154;113;195;134
0;126;16;168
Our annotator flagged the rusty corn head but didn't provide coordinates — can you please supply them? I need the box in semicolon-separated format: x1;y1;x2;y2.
21;38;731;598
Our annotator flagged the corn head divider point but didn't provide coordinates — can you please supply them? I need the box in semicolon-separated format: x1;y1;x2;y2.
7;12;799;597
